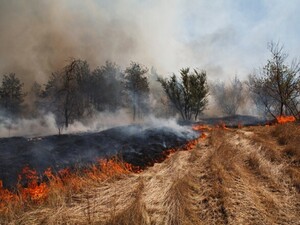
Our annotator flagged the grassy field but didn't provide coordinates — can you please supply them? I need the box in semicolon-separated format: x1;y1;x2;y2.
1;123;299;224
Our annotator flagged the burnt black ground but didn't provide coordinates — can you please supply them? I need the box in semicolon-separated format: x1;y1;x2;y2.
0;125;196;189
196;115;266;127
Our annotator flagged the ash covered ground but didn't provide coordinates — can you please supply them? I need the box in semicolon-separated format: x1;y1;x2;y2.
0;115;267;189
0;124;197;189
196;115;266;127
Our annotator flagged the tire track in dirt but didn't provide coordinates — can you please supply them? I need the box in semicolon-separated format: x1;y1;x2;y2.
193;129;300;224
140;147;203;224
177;128;300;225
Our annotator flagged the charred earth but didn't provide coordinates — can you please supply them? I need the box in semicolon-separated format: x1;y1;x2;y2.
0;124;196;189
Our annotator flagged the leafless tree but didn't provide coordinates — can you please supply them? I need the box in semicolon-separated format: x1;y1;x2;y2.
211;76;245;116
44;59;92;128
248;42;300;119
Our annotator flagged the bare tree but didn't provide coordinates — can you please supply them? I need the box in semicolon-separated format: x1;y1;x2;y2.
158;68;209;121
43;59;92;128
211;76;245;116
248;42;300;119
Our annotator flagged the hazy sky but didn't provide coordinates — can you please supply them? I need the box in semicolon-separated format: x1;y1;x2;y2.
0;0;299;85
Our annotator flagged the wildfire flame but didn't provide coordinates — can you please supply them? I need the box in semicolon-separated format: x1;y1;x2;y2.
276;115;296;124
17;166;50;203
0;158;136;213
192;124;212;131
192;122;230;131
0;180;18;212
216;121;231;130
0;125;208;214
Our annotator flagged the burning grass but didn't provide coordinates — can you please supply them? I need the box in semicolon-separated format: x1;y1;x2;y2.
0;132;202;223
0;158;136;220
276;115;296;124
1;122;299;224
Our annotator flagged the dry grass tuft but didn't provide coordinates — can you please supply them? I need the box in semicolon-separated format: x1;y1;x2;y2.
164;176;201;225
105;180;149;225
272;123;300;166
284;167;300;192
272;123;300;146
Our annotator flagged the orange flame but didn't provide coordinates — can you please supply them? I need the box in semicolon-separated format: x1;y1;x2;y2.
17;166;49;203
216;121;229;130
276;115;296;124
0;180;19;212
200;132;207;139
0;128;209;213
87;159;134;180
192;124;212;131
0;158;137;213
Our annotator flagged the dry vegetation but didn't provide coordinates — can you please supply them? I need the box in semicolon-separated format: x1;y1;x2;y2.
1;123;300;224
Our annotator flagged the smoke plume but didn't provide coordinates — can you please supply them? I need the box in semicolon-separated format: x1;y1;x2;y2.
1;0;299;87
0;0;184;86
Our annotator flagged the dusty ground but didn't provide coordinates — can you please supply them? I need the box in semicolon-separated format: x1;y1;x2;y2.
2;123;300;224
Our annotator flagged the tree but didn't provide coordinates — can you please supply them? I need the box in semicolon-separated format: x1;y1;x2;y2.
158;68;209;121
248;42;300;119
89;61;125;111
43;59;92;128
0;73;25;115
211;76;245;116
124;62;149;121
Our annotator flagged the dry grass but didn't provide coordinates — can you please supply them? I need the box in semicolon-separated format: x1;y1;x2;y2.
272;123;300;161
1;123;300;224
104;180;149;225
270;123;300;192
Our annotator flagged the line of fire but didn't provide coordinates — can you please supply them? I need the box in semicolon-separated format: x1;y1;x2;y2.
0;115;296;213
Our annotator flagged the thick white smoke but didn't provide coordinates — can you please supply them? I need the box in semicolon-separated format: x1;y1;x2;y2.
0;109;198;138
0;112;58;138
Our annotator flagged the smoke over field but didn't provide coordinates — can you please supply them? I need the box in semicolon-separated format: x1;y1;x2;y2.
1;0;298;86
0;0;184;85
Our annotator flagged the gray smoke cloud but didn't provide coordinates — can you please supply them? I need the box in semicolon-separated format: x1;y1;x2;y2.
0;0;299;86
0;109;132;138
0;0;141;85
0;0;192;88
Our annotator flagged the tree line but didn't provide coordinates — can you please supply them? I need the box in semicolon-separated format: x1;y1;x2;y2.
0;60;151;129
0;41;300;131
